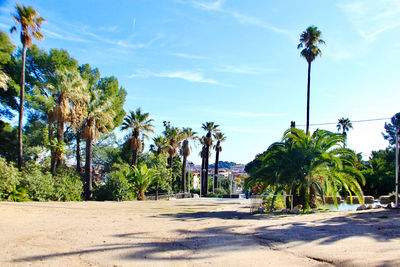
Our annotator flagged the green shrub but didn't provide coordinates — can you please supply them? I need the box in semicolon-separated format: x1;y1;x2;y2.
94;170;134;201
21;164;55;201
0;157;21;200
263;195;286;211
53;167;83;201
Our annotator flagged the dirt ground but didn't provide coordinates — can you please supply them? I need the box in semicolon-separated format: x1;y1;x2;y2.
1;199;400;267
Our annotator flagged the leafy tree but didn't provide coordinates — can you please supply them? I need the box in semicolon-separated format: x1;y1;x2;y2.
180;127;197;192
201;122;219;195
213;132;226;188
297;26;325;135
140;153;172;199
10;4;45;169
121;108;154;166
382;112;400;145
0;30;18;119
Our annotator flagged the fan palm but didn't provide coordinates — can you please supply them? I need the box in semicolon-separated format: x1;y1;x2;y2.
151;135;169;156
47;68;87;167
82;88;115;200
213;132;226;188
297;26;325;135
121;108;154;166
179;128;197;192
201;122;219;195
164;125;183;169
11;4;45;169
337;117;353;135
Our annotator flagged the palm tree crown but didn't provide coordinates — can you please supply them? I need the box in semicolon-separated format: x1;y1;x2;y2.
11;4;45;48
297;26;325;63
121;108;154;166
337;117;353;135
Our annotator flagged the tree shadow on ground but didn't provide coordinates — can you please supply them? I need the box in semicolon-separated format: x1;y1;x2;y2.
253;209;400;246
12;209;400;264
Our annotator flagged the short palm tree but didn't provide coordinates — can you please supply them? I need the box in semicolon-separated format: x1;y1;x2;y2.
151;135;169;156
246;128;365;210
179;128;197;192
297;26;325;135
337;117;353;135
201;122;219;195
213;132;226;188
82;89;115;200
121;108;154;166
11;4;45;169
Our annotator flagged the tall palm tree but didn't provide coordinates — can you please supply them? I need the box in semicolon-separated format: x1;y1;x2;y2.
201;122;219;195
121;108;154;166
337;117;353;136
82;89;115;200
199;136;208;196
297;25;325;135
213;132;226;188
179;128;197;193
11;4;45;169
47;68;87;167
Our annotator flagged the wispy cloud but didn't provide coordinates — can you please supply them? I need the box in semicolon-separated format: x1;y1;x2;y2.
338;0;400;41
215;65;275;75
188;0;292;38
129;69;224;85
169;52;208;60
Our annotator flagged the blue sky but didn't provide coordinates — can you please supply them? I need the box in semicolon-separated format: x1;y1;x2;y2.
1;0;399;164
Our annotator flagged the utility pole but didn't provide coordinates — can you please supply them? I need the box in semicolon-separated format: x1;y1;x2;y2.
396;127;399;208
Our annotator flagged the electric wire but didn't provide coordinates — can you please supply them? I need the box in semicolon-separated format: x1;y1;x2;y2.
296;117;391;127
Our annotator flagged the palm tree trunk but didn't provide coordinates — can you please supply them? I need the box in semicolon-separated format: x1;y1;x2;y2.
49;123;56;174
201;152;206;196
85;138;93;200
306;61;311;135
132;149;138;166
181;156;187;193
56;121;64;167
214;149;220;189
155;182;159;200
17;46;27;170
76;131;81;174
204;144;210;195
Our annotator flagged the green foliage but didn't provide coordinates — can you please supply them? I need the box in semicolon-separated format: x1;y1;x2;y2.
140;153;172;194
0;121;18;161
382;112;400;145
362;148;395;196
21;165;83;201
0;157;21;200
94;172;134;201
245;128;365;210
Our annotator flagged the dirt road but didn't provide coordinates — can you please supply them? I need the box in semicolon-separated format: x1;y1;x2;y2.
1;199;399;266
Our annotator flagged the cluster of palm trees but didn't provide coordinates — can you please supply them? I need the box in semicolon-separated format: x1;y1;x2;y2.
121;112;227;196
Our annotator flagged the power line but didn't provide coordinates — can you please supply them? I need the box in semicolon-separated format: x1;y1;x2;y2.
296;117;391;127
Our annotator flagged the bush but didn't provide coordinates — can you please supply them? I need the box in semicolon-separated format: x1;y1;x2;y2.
0;157;21;200
263;195;286;211
53;167;83;201
21;164;54;201
94;171;134;201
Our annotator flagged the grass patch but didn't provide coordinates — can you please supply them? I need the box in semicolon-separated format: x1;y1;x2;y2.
376;215;389;219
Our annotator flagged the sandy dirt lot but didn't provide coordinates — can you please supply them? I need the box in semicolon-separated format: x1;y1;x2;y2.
1;199;399;267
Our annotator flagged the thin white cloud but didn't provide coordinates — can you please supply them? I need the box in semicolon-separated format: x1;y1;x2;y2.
129;69;224;85
169;52;208;60
188;0;292;38
338;0;400;41
215;65;275;75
